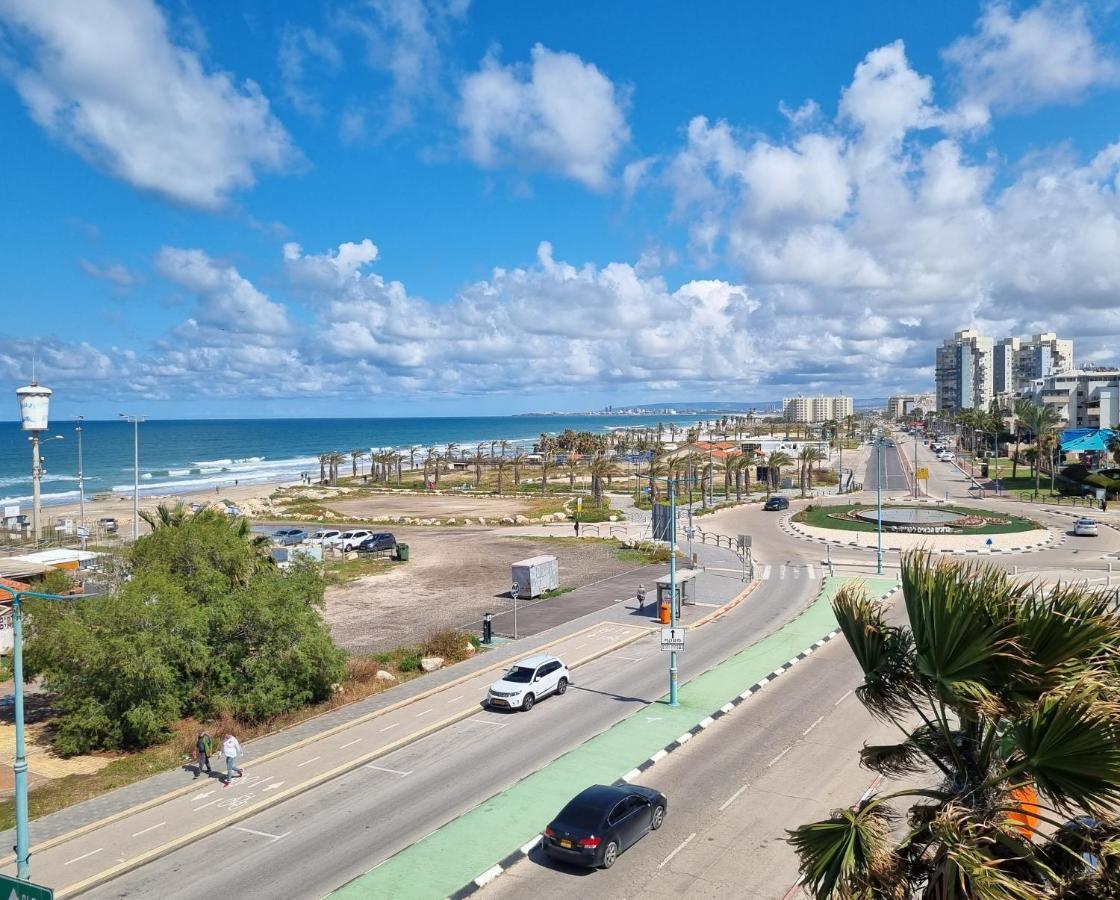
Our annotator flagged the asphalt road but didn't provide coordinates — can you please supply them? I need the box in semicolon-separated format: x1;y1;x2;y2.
862;441;909;493
84;547;821;899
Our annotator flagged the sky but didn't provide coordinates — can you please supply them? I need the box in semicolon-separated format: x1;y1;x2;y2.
1;0;1120;420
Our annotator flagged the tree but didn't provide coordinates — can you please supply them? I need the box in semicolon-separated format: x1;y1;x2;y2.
798;446;825;497
512;450;526;486
474;443;486;488
1109;432;1120;466
25;509;345;754
350;449;363;478
139;502;188;532
318;453;328;484
1017;403;1061;496
765;450;792;497
565;454;579;488
494;456;507;495
540;453;553;496
790;551;1120;899
590;458;618;503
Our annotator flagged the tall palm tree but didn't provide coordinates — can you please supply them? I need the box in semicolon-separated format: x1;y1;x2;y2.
350;449;363;478
139;501;189;531
797;446;825;497
328;452;344;485
409;446;422;471
318;453;329;485
565;454;579;488
494;456;507;495
791;551;1120;899
539;453;553;496
1010;398;1033;479
512;450;526;486
429;449;440;485
765;450;792;497
499;439;510;458
1017;402;1061;496
444;443;458;478
473;443;486;487
590;458;618;503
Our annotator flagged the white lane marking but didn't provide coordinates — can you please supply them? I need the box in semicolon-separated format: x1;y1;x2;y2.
779;565;786;579
340;738;363;749
761;565;772;580
193;796;228;812
806;565;815;578
474;864;503;888
364;764;412;777
446;695;464;704
415;708;434;718
802;715;824;736
234;826;290;841
131;821;166;838
520;834;543;855
65;847;103;865
793;567;801;578
296;756;321;768
658;832;696;870
461;718;506;727
768;746;792;767
834;688;854;706
192;791;216;801
718;784;750;812
613;655;643;662
379;722;401;733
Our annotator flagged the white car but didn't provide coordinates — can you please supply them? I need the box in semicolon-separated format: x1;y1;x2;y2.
486;655;570;711
1074;518;1099;537
938;451;954;461
339;530;374;551
307;529;343;547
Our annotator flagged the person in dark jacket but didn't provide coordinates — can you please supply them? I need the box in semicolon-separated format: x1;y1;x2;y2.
195;730;213;778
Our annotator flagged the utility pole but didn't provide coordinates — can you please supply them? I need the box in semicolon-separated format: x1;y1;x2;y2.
76;416;86;531
120;414;146;540
913;428;919;499
876;433;884;575
668;477;679;707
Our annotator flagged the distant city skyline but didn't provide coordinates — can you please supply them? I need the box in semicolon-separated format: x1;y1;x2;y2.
3;1;1120;418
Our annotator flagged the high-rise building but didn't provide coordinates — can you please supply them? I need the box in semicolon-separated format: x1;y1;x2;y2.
887;394;935;420
781;395;853;423
1028;368;1120;429
993;337;1020;395
936;329;994;413
1017;332;1074;385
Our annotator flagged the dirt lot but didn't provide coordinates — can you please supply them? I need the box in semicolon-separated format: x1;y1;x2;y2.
324;527;639;653
328;492;538;520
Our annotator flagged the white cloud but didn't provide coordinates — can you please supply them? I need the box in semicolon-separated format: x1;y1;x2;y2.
155;247;291;336
458;44;630;190
943;1;1120;125
278;25;340;118
79;259;140;288
0;0;298;208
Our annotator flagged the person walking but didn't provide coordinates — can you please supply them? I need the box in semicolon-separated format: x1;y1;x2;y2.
636;583;647;611
195;729;213;778
222;732;244;788
573;520;580;537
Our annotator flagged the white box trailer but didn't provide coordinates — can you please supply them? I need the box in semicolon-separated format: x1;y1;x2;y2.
511;555;559;599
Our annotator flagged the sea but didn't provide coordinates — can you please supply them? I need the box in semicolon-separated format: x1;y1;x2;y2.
0;415;707;509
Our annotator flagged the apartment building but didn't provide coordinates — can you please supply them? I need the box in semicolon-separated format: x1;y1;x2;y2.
1028;368;1120;429
781;395;854;423
886;394;935;420
993;333;1074;396
935;329;994;413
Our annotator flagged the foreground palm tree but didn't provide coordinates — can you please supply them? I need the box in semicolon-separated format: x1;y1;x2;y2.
790;551;1120;898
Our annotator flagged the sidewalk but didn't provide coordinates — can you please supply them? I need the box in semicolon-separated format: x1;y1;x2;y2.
332;574;897;900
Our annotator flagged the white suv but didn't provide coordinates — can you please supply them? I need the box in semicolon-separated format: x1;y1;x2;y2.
339;530;374;551
486;655;570;711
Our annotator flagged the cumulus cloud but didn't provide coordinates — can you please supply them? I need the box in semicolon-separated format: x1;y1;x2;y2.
458;44;630;190
155;247;291;336
0;0;298;208
943;1;1120;126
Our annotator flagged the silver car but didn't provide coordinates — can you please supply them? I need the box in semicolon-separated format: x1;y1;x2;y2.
1074;518;1099;537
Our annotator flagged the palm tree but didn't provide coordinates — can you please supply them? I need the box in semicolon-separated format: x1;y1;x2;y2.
790;550;1120;899
1017;402;1061;496
565;454;579;488
499;439;510;459
474;443;486;487
797;446;825;497
512;450;526;487
1010;398;1033;479
590;458;618;503
494;456;507;495
139;502;189;531
765;450;792;497
429;449;440;485
350;449;363;478
408;446;422;471
444;443;458;479
539;453;553;496
318;453;329;485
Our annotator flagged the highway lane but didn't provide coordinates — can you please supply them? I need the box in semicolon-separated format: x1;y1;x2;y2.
863;439;909;493
84;553;821;899
484;593;901;900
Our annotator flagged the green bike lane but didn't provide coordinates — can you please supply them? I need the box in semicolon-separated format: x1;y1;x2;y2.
332;574;897;900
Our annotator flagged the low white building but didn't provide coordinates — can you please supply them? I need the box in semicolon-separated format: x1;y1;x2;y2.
1028;368;1120;429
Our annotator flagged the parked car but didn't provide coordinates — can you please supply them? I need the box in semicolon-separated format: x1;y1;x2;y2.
542;784;667;869
356;532;397;553
307;529;343;547
271;528;307;546
763;496;789;511
98;516;118;533
1074;518;1099;537
339;530;374;551
486;655;569;711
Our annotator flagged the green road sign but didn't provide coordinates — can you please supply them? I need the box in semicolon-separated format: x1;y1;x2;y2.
0;874;54;900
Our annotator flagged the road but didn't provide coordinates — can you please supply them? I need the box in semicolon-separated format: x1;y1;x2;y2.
863;440;909;493
82;546;822;898
483;605;898;899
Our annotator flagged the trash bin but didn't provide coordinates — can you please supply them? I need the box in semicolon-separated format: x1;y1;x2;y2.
659;601;671;625
980;463;989;478
397;543;410;561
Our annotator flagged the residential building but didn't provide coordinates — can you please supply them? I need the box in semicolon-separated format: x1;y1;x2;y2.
886;394;935;420
781;395;853;423
993;337;1020;395
1028;368;1120;430
1017;332;1074;385
935;329;994;413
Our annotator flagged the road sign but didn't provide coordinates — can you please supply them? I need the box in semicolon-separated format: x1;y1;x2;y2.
576;496;582;511
915;467;929;481
511;583;520;597
0;874;54;900
76;526;89;539
660;627;685;651
737;534;752;549
986;538;994;547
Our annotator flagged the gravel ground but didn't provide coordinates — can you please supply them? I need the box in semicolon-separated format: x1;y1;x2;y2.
323;527;641;653
327;492;541;520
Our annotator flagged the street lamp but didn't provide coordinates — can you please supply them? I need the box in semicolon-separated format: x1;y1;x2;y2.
75;416;86;531
649;473;681;707
0;584;92;880
119;414;147;540
876;430;884;576
16;382;52;544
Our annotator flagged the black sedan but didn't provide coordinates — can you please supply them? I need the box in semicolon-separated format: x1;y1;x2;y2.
542;784;666;869
763;495;789;511
356;532;397;553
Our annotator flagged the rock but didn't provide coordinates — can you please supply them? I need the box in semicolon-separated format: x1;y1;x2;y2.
461;517;472;525
345;551;359;561
420;656;444;673
514;515;530;525
446;517;457;525
609;515;619;522
464;642;476;656
500;516;514;525
330;682;344;693
375;670;397;683
478;517;487;525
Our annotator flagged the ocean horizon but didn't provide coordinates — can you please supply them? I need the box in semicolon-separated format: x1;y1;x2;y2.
0;414;709;509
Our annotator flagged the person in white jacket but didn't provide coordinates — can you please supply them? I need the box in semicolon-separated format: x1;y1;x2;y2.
222;733;244;788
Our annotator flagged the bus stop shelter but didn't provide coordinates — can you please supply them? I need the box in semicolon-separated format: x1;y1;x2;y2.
654;568;698;617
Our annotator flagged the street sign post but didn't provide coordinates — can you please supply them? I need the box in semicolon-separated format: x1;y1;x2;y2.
0;874;54;900
915;467;928;481
660;627;685;651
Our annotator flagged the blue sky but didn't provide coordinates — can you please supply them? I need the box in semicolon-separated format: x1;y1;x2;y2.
2;0;1119;419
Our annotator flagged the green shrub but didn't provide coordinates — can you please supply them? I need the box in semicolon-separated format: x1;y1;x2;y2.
397;653;422;673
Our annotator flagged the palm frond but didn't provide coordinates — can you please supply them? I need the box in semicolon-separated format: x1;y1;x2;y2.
787;800;898;900
833;584;917;721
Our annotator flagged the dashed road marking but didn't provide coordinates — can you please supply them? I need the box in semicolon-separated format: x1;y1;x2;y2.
234;826;290;841
130;822;166;838
340;738;363;750
379;722;401;733
718;784;750;812
658;832;696;870
768;746;792;768
834;688;854;706
364;764;412;777
296;756;321;768
802;715;824;736
415;708;434;718
65;848;103;865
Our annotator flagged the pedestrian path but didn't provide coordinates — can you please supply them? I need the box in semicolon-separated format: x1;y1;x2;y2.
331;574;897;900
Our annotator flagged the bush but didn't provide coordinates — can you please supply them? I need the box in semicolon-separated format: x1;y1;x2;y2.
397;653;422;673
421;629;475;663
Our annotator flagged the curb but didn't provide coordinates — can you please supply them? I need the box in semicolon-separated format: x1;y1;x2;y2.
444;580;899;899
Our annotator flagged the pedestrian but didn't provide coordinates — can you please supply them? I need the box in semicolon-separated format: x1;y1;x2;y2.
222;732;244;788
636;583;646;611
573;520;580;537
195;729;213;778
1104;498;1109;513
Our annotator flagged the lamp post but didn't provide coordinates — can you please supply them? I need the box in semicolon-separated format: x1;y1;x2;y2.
876;431;884;576
913;428;919;499
119;414;146;540
76;416;86;531
16;382;52;544
1;584;90;880
667;477;679;707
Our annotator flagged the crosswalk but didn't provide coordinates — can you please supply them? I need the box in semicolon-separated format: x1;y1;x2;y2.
758;564;816;580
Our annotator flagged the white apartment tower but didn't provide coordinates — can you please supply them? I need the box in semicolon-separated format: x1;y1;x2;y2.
935;329;994;413
781;395;854;423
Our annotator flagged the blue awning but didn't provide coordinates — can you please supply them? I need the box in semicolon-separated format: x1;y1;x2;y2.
1061;429;1118;453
